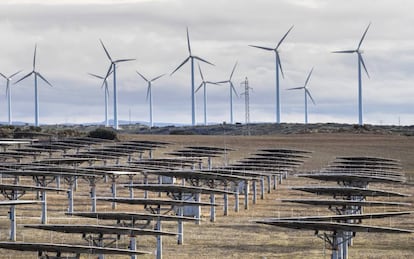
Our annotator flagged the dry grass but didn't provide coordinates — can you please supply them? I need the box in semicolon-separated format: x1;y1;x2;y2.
0;133;413;258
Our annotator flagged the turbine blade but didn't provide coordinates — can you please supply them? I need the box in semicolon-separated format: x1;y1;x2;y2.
248;45;274;51
195;82;204;93
33;44;37;70
276;25;294;49
170;56;190;75
146;84;151;101
88;73;104;80
197;63;204;81
114;58;136;63
0;72;7;79
206;81;219;85
229;62;238;80
186;27;191;55
230;82;238;97
5;84;9;97
37;72;53;87
99;39;112;61
277;53;285;79
359;54;370;78
136;71;148;82
102;64;113;87
150;74;165;82
304;67;314;87
14;72;33;85
358;22;371;50
10;70;23;79
332;50;356;53
306;89;316;105
216;80;228;84
287;87;304;90
193;56;214;66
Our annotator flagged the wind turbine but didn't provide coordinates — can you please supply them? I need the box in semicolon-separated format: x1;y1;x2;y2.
195;64;218;125
15;44;52;127
249;25;294;124
136;71;165;128
171;27;214;126
100;39;135;130
0;70;22;125
217;62;238;124
287;68;315;124
332;23;371;126
88;72;112;127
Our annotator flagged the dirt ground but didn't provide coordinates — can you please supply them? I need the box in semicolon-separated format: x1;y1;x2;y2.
0;133;413;258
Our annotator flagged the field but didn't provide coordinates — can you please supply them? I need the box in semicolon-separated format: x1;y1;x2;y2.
0;132;413;258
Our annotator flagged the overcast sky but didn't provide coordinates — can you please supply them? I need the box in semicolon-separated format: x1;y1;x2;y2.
0;0;412;126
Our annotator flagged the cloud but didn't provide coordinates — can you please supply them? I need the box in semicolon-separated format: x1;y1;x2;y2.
0;0;412;126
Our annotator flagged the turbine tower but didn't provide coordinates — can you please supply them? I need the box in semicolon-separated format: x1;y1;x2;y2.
136;71;165;128
217;62;238;124
88;72;112;127
195;63;218;125
100;39;135;130
171;27;214;126
15;44;52;127
249;25;294;124
287;68;315;124
0;70;22;125
332;23;371;126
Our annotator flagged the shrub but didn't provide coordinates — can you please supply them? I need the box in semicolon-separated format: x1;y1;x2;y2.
87;128;117;140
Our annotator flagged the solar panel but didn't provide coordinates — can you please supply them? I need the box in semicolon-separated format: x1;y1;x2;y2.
126;184;236;195
296;173;406;184
291;186;410;197
271;211;412;222
259;148;312;154
0;200;42;206
24;224;177;236
97;197;215;207
281;198;411;207
0;242;150;256
185;146;235;151
144;169;253;182
256;220;413;234
0;184;63;192
66;211;199;222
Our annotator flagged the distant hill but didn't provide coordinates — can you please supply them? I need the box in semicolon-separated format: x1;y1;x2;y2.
1;123;413;138
132;123;414;136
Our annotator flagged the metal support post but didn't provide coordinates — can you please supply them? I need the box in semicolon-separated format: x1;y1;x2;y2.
244;180;249;210
210;193;216;222
41;191;47;224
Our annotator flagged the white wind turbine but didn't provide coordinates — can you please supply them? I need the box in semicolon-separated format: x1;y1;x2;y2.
217;62;238;124
88;72;112;127
171;27;214;126
249;25;294;124
195;63;218;125
136;71;165;128
332;23;371;126
0;70;22;125
287;68;315;124
100;39;135;130
15;44;53;127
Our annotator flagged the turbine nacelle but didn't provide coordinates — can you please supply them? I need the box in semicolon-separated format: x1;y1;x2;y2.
100;39;136;83
217;62;239;96
195;64;218;93
136;71;165;101
287;67;316;105
249;25;293;83
15;44;53;88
